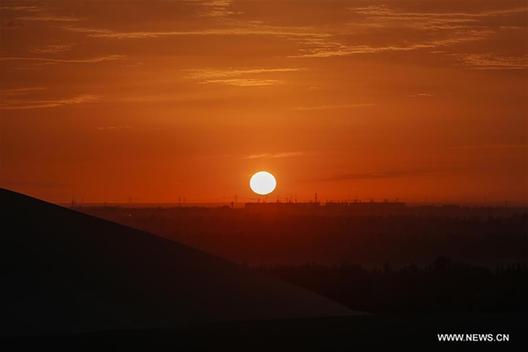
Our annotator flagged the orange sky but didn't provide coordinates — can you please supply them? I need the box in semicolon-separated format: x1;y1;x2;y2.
1;0;527;204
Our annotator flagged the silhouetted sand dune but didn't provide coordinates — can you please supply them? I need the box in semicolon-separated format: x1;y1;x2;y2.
0;188;357;336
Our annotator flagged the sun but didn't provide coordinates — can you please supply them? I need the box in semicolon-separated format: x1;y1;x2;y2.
249;171;277;195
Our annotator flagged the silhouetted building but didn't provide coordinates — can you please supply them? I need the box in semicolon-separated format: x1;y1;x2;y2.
245;201;320;210
325;201;406;210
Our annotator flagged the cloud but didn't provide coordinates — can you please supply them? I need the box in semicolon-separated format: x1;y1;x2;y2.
199;0;236;17
62;24;327;39
29;44;72;54
202;78;281;86
186;67;302;86
457;54;528;70
349;5;528;18
291;103;373;111
347;6;474;31
0;87;47;95
243;151;304;159
186;67;301;79
0;94;100;110
289;4;524;61
0;4;80;22
58;3;518;69
408;93;434;98
61;26;113;35
0;55;124;64
347;5;528;30
0;6;39;11
14;1;525;73
293;30;492;58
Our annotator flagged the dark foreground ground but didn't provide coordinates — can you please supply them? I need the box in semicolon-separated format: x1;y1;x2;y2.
79;203;527;268
256;260;528;313
80;204;528;315
3;314;524;349
2;190;526;349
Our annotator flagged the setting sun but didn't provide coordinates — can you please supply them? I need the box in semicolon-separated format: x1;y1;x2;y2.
249;171;277;195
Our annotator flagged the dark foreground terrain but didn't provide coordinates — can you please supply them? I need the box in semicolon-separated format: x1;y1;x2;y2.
79;202;528;315
1;189;526;349
79;203;527;267
3;314;525;349
256;260;527;313
0;189;352;334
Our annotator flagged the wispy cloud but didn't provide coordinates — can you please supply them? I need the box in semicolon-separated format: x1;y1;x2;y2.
291;103;373;111
0;94;99;110
186;67;301;79
243;151;304;159
186;67;302;86
349;5;528;18
61;26;113;35
63;24;328;39
0;55;124;64
202;78;281;86
29;44;72;54
0;87;47;95
293;30;492;58
408;93;434;98
290;4;525;60
458;54;528;70
199;0;237;17
347;5;528;30
347;7;473;31
0;5;39;11
0;4;80;22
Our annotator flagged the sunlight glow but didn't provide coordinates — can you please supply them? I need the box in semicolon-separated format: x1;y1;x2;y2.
249;171;277;195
